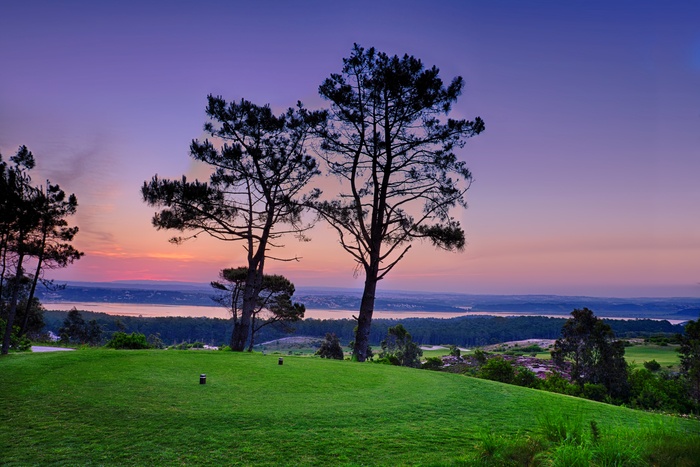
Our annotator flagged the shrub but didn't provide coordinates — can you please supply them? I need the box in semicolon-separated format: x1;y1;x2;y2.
541;372;579;396
0;318;31;352
479;356;515;384
643;359;661;372
316;333;344;360
518;344;544;353
422;356;443;371
473;348;488;365
514;367;540;388
583;383;607;402
379;324;422;368
106;332;150;349
147;333;164;349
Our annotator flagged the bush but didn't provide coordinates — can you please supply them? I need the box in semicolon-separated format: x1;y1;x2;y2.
0;318;31;352
106;332;150;349
514;367;540;388
479;356;515;384
583;383;608;402
473;348;488;365
422;356;443;371
147;333;164;349
316;333;344;360
541;372;579;396
643;359;662;372
518;344;544;353
379;324;422;368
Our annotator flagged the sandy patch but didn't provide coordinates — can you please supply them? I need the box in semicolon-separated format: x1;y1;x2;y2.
31;346;75;352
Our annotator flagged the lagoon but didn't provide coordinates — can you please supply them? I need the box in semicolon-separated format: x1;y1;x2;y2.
43;302;478;320
43;302;688;324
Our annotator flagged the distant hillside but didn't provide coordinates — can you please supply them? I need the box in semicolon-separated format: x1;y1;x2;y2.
37;281;700;320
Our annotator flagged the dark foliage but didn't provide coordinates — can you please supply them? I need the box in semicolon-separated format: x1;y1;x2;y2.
552;308;629;399
58;308;102;345
678;318;700;405
379;324;422;368
479;356;515;384
142;97;323;351
316;333;344;359
106;331;150;349
1;146;82;354
41;310;686;351
212;267;305;350
315;44;484;361
0;317;30;351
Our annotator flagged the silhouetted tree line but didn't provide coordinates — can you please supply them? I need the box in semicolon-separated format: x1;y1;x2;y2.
1;146;82;354
41;310;684;348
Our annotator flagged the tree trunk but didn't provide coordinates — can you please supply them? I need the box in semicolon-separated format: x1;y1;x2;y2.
247;316;257;352
1;252;25;355
230;267;260;351
20;243;45;335
353;275;378;362
229;323;238;349
230;315;249;351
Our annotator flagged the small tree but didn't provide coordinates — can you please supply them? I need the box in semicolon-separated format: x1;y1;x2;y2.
85;319;102;346
316;333;344;360
212;267;305;351
678;318;700;405
143;97;324;351
0;317;31;351
1;146;83;354
106;332;150;349
551;308;629;399
479;357;515;384
315;45;484;361
379;324;422;368
58;308;88;344
1;147;41;354
20;180;83;335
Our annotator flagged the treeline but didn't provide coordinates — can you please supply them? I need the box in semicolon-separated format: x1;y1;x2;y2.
42;310;685;347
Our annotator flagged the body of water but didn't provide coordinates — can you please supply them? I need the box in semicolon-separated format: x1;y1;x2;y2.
42;302;688;324
43;302;477;320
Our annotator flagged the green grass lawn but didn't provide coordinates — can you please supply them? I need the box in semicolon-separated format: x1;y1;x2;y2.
624;344;681;368
1;350;698;466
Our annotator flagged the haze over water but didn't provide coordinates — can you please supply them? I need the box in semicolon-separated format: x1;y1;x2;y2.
43;302;689;325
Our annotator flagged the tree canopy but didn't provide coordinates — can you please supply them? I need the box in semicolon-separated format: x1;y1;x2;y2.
142;97;323;350
551;308;629;399
316;333;344;360
678;318;700;405
314;44;484;361
1;146;83;354
211;266;305;351
379;323;422;368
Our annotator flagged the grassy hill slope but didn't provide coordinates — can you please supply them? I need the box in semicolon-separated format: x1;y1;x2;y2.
2;350;699;466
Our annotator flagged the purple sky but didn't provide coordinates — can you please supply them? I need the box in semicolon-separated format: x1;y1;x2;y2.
1;0;699;297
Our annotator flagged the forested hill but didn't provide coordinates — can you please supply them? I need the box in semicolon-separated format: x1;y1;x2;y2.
43;310;686;348
38;281;700;320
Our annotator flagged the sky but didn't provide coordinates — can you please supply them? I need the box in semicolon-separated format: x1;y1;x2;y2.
1;0;699;297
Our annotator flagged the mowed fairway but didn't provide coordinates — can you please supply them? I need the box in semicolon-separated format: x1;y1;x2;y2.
624;344;681;368
2;350;698;466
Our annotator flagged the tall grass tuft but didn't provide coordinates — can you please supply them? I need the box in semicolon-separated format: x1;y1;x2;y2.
548;441;591;467
638;418;700;466
473;429;547;466
537;412;586;445
591;428;644;467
